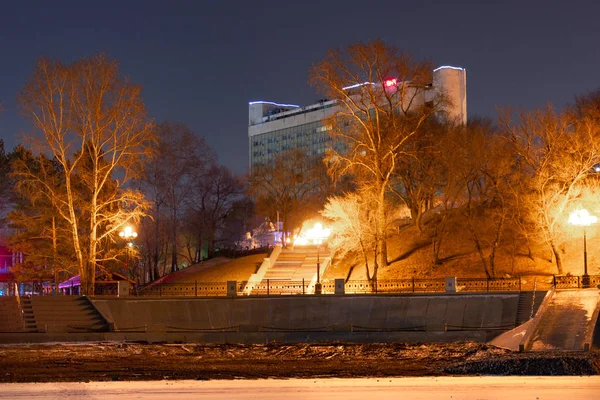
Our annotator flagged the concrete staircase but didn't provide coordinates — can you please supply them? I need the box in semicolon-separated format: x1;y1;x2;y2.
0;297;24;332
515;291;547;325
257;245;331;294
20;297;37;332
263;252;307;280
21;296;110;333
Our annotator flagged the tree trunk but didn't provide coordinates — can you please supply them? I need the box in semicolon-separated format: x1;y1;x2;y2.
468;218;491;279
171;246;178;273
488;213;506;279
207;226;216;258
376;190;388;271
51;214;58;295
359;239;371;281
550;240;564;275
410;207;421;232
171;196;178;271
152;252;159;281
196;229;203;263
432;214;448;265
81;259;96;295
153;207;161;280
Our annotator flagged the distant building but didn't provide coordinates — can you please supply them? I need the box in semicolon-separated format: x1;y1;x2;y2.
248;66;467;172
237;220;281;250
0;244;17;296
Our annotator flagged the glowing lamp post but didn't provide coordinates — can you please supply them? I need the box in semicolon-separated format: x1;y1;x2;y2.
119;226;138;281
305;222;331;295
569;209;597;288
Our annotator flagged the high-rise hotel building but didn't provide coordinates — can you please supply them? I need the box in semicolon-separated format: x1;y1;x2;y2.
248;66;467;171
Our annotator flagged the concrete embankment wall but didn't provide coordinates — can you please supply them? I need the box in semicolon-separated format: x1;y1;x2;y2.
0;297;24;333
88;293;519;344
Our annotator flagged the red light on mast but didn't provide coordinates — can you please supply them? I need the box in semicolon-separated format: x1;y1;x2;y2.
384;78;397;87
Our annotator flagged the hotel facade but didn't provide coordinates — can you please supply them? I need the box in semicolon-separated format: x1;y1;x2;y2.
248;66;467;171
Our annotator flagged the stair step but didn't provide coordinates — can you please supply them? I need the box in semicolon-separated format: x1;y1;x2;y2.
18;296;110;333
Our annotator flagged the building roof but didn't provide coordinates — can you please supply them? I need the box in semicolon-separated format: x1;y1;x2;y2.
58;271;132;289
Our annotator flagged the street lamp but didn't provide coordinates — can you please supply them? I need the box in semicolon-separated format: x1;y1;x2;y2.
305;222;331;294
569;209;597;288
119;226;138;281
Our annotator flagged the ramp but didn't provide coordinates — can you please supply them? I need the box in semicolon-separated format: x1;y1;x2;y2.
529;289;599;351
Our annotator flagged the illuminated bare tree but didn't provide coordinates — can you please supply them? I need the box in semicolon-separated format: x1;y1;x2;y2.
18;54;154;294
504;106;600;274
321;191;378;280
392;119;449;233
8;148;77;290
450;120;517;278
310;39;447;271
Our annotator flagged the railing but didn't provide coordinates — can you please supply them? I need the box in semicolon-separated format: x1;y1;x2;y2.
334;279;447;294
136;281;229;297
249;279;310;295
457;277;521;292
553;275;600;289
14;275;594;298
130;276;537;297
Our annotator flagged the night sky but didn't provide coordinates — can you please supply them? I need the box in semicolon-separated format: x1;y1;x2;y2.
1;0;599;174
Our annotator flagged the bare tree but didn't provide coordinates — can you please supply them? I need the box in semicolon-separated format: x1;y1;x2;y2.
503;106;600;274
392;119;449;233
310;39;446;271
187;165;244;259
18;54;154;294
8;148;78;290
138;122;215;276
249;148;329;244
455;121;516;278
429;126;465;265
0;139;13;223
321;191;378;280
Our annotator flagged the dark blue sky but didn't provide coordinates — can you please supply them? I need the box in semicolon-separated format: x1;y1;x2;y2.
1;1;599;174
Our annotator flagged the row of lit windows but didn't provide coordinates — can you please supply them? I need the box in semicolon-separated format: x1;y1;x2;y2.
251;122;332;146
252;142;347;165
252;133;332;148
250;122;345;167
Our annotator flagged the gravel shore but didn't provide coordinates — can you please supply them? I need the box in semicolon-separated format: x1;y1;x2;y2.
1;342;599;382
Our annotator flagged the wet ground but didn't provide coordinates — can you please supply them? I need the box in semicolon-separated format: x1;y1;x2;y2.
1;342;599;382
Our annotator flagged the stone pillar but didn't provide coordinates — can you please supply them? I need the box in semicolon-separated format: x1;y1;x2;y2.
227;281;237;297
445;277;457;293
117;281;130;297
334;279;345;295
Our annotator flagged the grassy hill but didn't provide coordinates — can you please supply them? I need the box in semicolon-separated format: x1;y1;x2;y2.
324;208;600;282
156;206;600;285
154;253;266;283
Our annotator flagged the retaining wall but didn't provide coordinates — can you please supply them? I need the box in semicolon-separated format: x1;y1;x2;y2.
89;293;519;343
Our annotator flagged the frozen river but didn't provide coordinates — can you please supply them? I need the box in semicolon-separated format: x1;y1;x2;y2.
1;377;599;399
